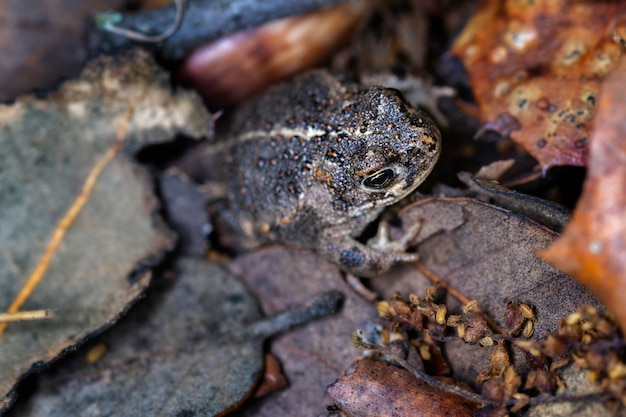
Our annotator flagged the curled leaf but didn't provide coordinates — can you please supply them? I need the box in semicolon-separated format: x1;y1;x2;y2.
327;360;482;417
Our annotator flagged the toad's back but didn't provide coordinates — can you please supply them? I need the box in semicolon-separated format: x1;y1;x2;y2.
206;70;441;275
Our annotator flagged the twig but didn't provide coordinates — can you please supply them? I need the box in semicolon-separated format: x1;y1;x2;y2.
0;310;53;323
413;261;506;334
88;0;363;60
0;91;146;338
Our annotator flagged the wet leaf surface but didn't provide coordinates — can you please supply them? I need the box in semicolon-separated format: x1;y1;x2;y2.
327;359;482;417
541;54;626;334
371;197;604;387
7;258;343;417
0;50;210;410
451;0;626;170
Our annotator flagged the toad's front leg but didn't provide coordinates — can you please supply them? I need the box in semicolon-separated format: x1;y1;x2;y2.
317;219;422;277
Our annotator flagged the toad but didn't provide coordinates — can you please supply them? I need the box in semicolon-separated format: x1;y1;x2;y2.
203;71;441;277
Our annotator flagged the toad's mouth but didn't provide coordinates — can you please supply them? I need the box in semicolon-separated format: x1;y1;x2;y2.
347;189;409;218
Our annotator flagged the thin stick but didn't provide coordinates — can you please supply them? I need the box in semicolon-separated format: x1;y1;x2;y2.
0;93;144;338
413;261;505;334
0;310;53;323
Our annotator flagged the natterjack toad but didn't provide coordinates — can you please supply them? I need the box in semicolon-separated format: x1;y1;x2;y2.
204;70;441;277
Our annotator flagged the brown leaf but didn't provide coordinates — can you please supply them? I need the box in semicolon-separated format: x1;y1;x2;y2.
451;0;626;170
528;366;613;416
228;247;379;416
540;54;626;334
327;359;482;417
6;258;342;417
180;2;371;109
0;50;210;411
253;354;289;398
0;0;125;101
371;197;603;388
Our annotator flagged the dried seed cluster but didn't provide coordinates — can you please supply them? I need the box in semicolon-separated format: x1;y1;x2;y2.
376;289;625;412
516;305;626;408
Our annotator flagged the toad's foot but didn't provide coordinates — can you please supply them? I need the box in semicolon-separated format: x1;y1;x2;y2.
318;219;423;278
367;218;423;254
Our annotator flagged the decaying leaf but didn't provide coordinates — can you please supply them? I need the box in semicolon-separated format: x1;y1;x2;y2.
6;258;343;417
451;0;626;170
371;196;604;389
327;359;482;417
0;0;125;101
540;54;626;334
228;247;380;416
0;50;210;411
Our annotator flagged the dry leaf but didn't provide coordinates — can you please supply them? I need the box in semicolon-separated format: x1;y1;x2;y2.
228;247;379;416
370;196;603;393
527;366;612;416
0;50;210;411
181;2;371;109
253;354;289;398
0;0;125;101
540;54;626;334
451;0;626;170
327;359;482;417
6;258;343;416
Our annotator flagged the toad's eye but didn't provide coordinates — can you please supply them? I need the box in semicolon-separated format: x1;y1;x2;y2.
361;167;397;190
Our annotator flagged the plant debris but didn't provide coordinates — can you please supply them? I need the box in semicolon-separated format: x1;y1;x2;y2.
331;289;624;415
0;49;209;411
5;258;344;417
451;0;626;170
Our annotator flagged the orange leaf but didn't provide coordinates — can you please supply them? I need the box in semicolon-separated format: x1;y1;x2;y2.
452;0;626;170
540;52;626;333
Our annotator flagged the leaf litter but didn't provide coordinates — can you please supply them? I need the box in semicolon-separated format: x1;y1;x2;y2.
541;49;626;335
3;1;626;415
350;196;612;416
0;49;210;411
451;0;626;170
6;257;343;417
227;247;380;416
